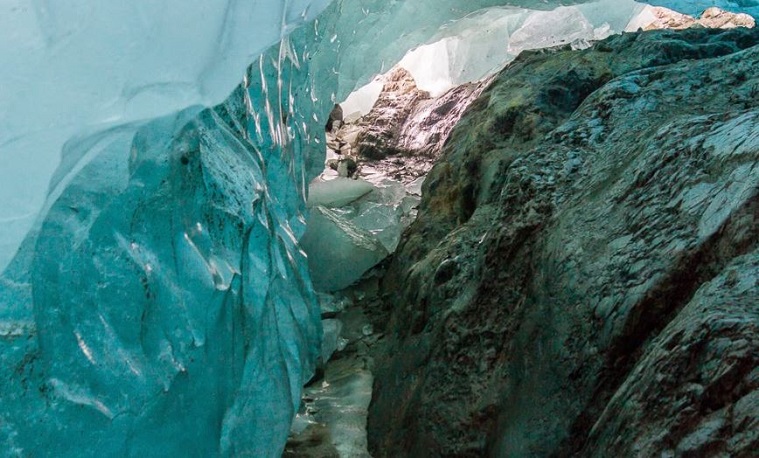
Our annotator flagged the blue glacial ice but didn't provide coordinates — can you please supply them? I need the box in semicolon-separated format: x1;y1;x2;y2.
0;44;328;458
0;0;333;271
0;1;337;452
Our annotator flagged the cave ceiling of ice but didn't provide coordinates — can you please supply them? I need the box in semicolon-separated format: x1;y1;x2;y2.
0;0;756;455
3;0;755;272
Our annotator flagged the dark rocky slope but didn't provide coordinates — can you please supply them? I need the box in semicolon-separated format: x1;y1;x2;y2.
367;28;759;457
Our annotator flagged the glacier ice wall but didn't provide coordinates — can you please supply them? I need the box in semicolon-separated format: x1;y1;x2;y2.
397;0;644;97
1;3;333;453
0;29;333;456
0;0;332;271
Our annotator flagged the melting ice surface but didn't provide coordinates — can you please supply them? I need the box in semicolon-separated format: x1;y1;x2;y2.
1;0;756;456
1;1;336;454
0;0;333;271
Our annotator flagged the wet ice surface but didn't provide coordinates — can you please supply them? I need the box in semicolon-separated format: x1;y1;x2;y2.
291;141;415;454
0;16;335;452
302;173;420;292
308;178;374;208
286;289;381;458
0;0;333;271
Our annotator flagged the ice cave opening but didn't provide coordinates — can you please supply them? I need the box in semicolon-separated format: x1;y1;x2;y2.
0;0;757;456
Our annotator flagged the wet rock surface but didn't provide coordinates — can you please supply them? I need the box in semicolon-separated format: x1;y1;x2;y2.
355;67;433;161
367;27;759;457
328;67;488;184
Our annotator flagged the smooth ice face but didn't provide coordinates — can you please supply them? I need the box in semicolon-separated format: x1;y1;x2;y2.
308;178;374;208
0;0;332;271
302;177;417;292
302;206;389;292
397;0;645;96
337;0;645;112
0;16;335;455
338;0;757;114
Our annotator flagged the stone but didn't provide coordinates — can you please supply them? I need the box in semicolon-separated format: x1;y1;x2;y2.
626;5;756;31
326;104;344;132
336;66;488;183
367;27;759;457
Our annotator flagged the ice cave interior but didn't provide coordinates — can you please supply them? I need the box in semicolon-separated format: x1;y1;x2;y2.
0;0;756;456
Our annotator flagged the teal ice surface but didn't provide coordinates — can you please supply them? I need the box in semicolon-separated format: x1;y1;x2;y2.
0;31;327;457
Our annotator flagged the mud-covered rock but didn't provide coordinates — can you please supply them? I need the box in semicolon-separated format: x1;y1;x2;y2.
368;27;759;457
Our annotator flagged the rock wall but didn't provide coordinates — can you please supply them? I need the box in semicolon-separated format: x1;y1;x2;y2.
368;27;759;457
629;6;756;31
355;67;488;162
332;67;488;183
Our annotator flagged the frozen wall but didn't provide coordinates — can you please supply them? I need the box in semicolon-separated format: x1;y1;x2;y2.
0;29;331;458
0;0;332;272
